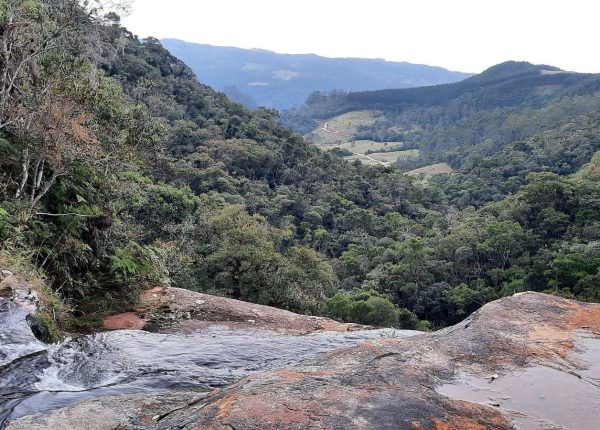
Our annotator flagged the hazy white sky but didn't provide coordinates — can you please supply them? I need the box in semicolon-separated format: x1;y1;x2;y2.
123;0;599;73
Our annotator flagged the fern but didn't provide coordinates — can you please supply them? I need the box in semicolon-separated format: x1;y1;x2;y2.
110;252;140;280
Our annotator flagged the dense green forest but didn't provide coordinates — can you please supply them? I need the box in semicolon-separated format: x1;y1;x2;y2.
283;63;600;207
1;1;598;333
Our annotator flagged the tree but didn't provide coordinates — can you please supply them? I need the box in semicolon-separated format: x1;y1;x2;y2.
1;0;131;214
536;208;569;239
325;289;408;328
198;205;333;312
574;271;600;302
447;282;494;317
14;93;102;211
545;252;600;291
273;246;335;312
1;0;86;130
478;220;529;270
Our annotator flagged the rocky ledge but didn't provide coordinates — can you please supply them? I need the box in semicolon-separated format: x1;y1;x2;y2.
103;286;369;334
8;292;600;430
0;270;42;315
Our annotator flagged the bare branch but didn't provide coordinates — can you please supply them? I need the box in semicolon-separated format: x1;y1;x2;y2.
35;212;96;217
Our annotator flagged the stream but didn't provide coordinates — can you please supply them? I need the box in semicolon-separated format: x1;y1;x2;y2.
0;298;418;428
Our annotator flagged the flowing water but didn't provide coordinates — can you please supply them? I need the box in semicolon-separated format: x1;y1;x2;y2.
0;299;419;428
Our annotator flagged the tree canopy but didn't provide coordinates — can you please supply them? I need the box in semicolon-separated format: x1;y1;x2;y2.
0;2;599;332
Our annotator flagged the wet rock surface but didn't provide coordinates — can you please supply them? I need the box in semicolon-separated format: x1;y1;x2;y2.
107;292;599;430
6;391;205;430
3;291;600;429
176;291;596;430
0;273;42;316
0;290;413;429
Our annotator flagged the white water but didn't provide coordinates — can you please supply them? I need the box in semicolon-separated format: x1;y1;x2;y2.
0;299;419;427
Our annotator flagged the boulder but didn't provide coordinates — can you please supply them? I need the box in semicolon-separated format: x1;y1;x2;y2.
0;273;42;314
104;286;369;335
102;312;146;330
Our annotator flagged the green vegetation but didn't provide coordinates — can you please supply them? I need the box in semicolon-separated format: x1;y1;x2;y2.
0;1;598;333
284;62;600;206
325;289;423;329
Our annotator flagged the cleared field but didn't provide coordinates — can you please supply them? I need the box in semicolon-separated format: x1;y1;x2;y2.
344;149;419;166
406;162;454;176
324;110;380;135
310;110;381;146
308;110;418;166
336;140;403;153
369;149;419;163
345;154;380;165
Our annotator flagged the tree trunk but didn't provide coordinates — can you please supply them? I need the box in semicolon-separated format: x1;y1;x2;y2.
30;170;58;213
15;147;29;198
0;15;14;126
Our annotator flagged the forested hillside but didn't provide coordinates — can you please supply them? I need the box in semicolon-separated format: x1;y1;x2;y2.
0;1;598;334
284;63;600;206
161;39;471;110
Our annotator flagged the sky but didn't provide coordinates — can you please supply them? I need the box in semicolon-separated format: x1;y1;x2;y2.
123;0;600;74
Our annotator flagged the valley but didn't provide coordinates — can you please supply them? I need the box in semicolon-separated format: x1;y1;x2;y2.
0;1;599;429
307;110;419;166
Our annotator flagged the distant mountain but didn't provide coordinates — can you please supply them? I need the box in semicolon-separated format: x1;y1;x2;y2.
221;85;258;109
341;61;594;109
284;61;600;135
161;39;472;110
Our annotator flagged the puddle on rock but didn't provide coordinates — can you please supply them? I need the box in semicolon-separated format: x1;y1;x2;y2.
436;334;600;430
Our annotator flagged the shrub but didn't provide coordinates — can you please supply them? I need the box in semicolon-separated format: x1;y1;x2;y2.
325;289;418;328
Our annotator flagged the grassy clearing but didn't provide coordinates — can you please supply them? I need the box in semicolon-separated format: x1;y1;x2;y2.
345;154;380;165
325;110;380;135
344;149;419;166
308;110;418;166
406;163;454;176
369;149;419;163
337;140;404;154
309;110;381;146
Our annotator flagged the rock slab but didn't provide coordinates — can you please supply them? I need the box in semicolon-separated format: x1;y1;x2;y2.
9;292;600;429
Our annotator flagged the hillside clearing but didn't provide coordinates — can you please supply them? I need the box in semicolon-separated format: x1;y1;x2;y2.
308;110;416;165
309;110;381;146
334;139;403;153
406;163;454;176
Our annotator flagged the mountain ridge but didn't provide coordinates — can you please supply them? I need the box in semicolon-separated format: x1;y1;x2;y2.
161;38;473;109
